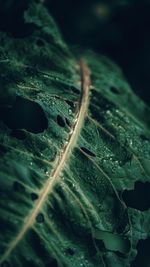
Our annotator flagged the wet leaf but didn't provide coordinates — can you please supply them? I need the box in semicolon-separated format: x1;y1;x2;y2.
0;1;150;267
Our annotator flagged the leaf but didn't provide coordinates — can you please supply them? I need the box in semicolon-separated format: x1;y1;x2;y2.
0;2;150;267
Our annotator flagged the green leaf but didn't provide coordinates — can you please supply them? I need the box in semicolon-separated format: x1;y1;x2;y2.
0;2;150;267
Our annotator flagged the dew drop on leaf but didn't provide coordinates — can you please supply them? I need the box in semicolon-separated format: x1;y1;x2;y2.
68;109;72;115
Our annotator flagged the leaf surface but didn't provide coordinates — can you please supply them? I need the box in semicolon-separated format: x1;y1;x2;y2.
0;2;150;267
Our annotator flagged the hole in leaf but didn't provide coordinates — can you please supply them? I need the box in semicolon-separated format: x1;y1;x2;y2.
80;147;96;157
65;117;71;127
65;100;76;108
110;86;120;94
13;181;25;193
115;251;127;258
25;66;38;76
36;213;44;223
55;186;66;201
66;247;76;255
36;39;45;47
11;129;27;140
114;208;129;234
31;193;38;201
140;134;149;141
94;239;106;251
56;115;66;127
0;96;48;133
122;182;150;211
27;229;50;262
45;259;58;267
131;237;150;267
71;86;80;95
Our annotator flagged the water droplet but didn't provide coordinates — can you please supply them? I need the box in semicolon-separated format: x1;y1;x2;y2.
118;125;122;129
64;141;69;146
74;117;78;123
111;166;116;173
73;102;77;107
43;74;49;78
68;109;72;115
14;219;19;225
60;173;64;178
30;162;33;166
106;110;111;115
128;139;133;146
84;259;89;265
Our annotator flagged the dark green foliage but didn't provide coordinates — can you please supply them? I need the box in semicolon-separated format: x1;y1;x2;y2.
0;1;150;267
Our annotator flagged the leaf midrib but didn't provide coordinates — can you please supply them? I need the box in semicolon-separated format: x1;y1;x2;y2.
0;59;91;263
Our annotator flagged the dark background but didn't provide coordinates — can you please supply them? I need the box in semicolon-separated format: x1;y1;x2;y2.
0;0;150;106
0;1;150;267
48;0;150;105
